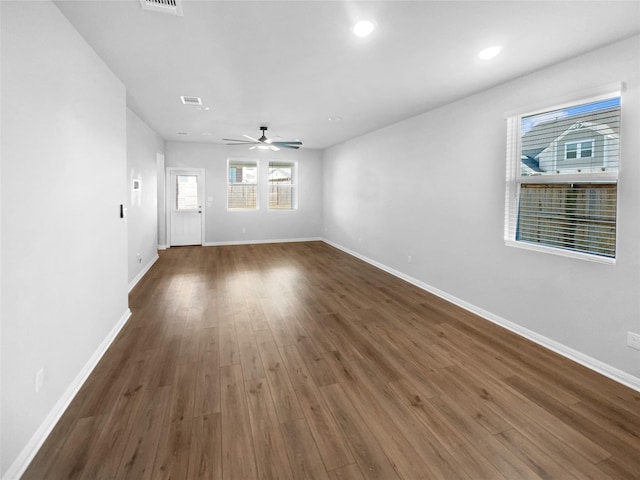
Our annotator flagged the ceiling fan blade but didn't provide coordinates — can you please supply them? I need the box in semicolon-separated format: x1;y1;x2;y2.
265;136;282;144
278;144;300;149
243;134;261;142
248;145;258;150
271;141;303;146
269;145;281;151
223;138;255;143
226;142;258;145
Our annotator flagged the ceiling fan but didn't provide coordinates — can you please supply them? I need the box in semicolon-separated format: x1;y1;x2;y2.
223;126;302;151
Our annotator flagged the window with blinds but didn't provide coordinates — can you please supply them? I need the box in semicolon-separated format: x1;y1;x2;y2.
228;160;258;210
268;162;296;210
505;92;621;261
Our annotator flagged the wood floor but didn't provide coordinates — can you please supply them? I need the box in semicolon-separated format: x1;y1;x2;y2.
23;241;640;479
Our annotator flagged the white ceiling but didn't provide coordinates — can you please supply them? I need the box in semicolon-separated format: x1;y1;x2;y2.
54;0;640;150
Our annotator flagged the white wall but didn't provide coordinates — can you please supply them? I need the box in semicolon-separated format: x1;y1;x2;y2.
1;1;129;476
165;142;323;244
323;36;640;382
126;108;162;288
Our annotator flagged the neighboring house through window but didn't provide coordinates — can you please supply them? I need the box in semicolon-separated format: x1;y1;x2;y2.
505;89;621;262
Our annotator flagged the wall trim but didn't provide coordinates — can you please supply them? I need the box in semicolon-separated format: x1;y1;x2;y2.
2;308;133;480
128;253;159;292
322;239;640;393
204;237;322;247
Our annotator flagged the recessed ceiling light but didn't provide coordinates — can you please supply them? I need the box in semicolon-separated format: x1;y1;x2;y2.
478;45;503;60
328;116;343;121
352;20;375;38
195;105;210;111
177;131;189;135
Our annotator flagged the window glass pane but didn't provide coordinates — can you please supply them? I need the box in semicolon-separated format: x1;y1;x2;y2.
516;183;616;258
520;97;620;176
228;161;257;209
565;143;578;159
269;162;295;210
229;165;257;184
176;175;198;210
580;141;593;157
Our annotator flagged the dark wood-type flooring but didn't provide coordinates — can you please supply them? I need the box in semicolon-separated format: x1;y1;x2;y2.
23;241;640;479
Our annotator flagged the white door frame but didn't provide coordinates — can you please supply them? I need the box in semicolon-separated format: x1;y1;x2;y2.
166;167;206;247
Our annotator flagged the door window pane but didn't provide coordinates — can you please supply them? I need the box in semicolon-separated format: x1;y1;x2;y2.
176;175;198;210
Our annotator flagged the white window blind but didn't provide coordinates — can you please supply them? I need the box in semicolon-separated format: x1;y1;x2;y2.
268;161;296;210
505;93;621;261
228;160;258;210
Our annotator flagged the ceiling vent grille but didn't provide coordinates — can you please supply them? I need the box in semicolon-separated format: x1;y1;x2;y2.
139;0;183;16
180;96;202;106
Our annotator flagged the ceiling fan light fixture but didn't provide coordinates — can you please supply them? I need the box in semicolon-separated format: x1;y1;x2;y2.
352;20;375;38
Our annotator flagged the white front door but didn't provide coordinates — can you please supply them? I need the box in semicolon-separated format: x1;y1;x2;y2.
168;169;204;246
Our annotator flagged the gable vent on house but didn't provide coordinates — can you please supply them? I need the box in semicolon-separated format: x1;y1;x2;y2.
180;96;202;106
139;0;183;16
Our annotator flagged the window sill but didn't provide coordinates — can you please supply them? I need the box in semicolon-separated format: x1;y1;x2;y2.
504;240;616;265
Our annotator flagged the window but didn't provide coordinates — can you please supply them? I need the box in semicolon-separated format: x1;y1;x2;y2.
505;92;621;261
176;175;199;210
565;139;594;160
268;161;296;210
228;160;258;209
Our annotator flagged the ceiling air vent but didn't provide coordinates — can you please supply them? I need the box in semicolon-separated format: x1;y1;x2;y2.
180;96;202;106
139;0;183;16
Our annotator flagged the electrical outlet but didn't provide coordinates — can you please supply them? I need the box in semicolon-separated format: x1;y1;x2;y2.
627;331;640;351
35;368;45;393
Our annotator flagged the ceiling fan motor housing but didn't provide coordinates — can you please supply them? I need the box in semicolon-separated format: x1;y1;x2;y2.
259;126;268;142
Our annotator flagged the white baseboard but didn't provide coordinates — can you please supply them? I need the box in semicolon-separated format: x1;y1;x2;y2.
128;253;159;292
157;244;169;251
204;237;322;247
2;309;133;480
322;239;640;393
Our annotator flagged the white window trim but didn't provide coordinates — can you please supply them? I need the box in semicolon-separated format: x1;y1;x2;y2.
503;82;624;119
504;239;616;264
504;87;621;264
